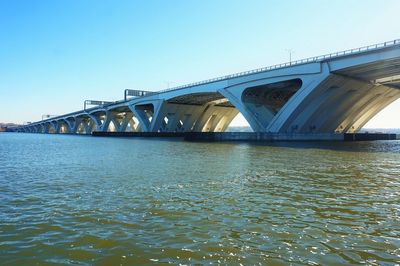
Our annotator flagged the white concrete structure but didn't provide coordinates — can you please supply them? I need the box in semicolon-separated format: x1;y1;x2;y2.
13;39;400;135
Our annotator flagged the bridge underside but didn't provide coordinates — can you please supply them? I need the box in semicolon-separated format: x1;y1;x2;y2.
133;92;238;133
276;74;400;134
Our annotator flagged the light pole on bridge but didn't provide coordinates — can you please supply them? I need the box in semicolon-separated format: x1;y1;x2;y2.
286;49;294;64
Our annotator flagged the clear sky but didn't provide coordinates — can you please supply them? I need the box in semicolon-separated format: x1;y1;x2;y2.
1;0;399;128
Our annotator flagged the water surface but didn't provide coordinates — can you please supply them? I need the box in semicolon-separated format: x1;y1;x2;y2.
1;133;399;265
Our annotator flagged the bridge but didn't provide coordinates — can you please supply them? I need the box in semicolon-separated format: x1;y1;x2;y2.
11;39;400;137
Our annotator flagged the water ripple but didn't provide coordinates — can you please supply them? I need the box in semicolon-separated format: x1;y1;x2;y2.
1;133;399;265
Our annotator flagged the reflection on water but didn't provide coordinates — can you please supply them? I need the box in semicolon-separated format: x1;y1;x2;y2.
0;133;399;265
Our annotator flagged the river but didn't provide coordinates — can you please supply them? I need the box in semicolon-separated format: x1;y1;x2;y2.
1;133;399;265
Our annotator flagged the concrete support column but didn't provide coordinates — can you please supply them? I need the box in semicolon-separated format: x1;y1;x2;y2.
54;121;62;133
350;90;400;132
43;123;50;133
129;105;150;131
192;105;238;132
38;124;43;133
117;112;133;132
87;114;102;132
84;119;94;134
219;88;272;132
148;101;168;132
100;111;116;132
162;104;205;132
129;100;165;132
266;66;331;133
71;118;83;134
59;119;71;134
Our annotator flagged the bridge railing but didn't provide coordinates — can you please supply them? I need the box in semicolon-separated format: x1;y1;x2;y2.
155;39;400;94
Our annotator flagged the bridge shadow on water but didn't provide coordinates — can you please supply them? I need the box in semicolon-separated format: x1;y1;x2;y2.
89;132;400;153
11;132;400;153
109;135;400;153
184;139;400;153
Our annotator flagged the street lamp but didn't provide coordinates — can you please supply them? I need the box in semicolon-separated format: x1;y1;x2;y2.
286;49;294;64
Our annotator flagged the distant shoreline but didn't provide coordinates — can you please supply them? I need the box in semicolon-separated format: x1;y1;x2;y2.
0;123;20;132
227;126;400;134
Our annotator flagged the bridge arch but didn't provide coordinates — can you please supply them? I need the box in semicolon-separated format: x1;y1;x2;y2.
72;115;97;134
106;106;141;132
42;121;56;133
219;71;324;132
154;92;238;132
55;119;70;133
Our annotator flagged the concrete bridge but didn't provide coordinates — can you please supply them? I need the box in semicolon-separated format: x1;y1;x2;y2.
12;39;400;136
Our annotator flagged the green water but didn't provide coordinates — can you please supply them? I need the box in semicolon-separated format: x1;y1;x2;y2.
0;133;399;265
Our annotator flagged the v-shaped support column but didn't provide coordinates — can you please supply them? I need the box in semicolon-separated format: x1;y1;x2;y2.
117;112;133;132
87;114;102;132
129;100;166;132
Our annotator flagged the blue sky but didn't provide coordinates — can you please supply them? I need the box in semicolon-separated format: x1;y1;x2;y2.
1;0;399;127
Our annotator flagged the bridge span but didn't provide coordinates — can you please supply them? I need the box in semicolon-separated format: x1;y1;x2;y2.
12;39;400;136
